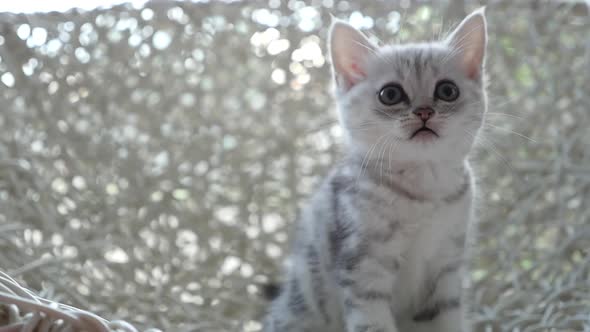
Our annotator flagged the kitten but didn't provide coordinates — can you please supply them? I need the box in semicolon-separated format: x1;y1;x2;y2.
263;8;487;332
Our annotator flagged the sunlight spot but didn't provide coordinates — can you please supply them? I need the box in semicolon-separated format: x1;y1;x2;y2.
386;11;401;33
105;247;129;263
267;39;289;55
28;27;48;47
291;38;324;67
221;256;241;275
1;72;15;87
153;30;172;50
75;47;91;63
244;321;262;332
16;24;30;40
250;28;279;47
262;213;284;233
141;7;154;20
223;135;237;150
252;8;279;27
72;176;87;190
51;177;68;194
172;188;190;201
265;243;282;258
349;11;374;29
106;183;120;195
271;68;286;85
215;206;238;225
297;6;320;32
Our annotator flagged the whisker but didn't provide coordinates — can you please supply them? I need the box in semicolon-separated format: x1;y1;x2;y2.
387;136;402;175
483;123;537;143
305;119;392;134
378;135;398;184
355;133;391;187
377;135;389;185
465;128;515;173
304;120;340;133
372;109;396;119
485;112;524;120
351;40;378;56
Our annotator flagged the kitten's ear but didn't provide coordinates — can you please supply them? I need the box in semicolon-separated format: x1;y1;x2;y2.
446;7;487;80
329;19;376;91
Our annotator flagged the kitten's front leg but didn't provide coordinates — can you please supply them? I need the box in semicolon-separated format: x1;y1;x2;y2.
343;297;397;332
410;264;464;332
336;252;399;332
434;303;464;332
409;300;463;332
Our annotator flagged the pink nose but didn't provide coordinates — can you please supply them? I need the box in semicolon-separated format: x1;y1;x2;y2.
413;107;434;121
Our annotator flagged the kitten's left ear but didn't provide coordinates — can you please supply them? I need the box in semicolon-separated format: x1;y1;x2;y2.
446;7;487;80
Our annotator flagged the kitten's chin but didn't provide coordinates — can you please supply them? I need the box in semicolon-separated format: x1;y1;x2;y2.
409;127;439;143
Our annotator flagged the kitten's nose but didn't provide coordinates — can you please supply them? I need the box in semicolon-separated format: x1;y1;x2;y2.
413;107;435;122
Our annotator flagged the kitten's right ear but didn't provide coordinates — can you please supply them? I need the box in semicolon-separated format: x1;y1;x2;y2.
446;7;487;80
329;19;376;91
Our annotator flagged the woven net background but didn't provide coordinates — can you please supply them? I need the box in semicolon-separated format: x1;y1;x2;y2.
0;0;588;331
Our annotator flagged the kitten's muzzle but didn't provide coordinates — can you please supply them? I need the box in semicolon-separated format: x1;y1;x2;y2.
410;107;439;139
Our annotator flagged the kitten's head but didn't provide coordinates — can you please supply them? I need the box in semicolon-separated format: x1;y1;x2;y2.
329;8;487;164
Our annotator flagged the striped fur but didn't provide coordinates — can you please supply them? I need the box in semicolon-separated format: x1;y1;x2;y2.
264;9;487;332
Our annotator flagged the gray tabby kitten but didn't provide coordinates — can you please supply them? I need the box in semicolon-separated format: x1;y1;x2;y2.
263;8;487;332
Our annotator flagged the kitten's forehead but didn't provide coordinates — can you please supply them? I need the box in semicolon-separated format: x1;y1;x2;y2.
364;42;463;96
381;42;448;57
367;42;453;80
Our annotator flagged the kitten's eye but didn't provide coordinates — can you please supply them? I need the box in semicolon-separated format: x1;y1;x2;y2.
378;84;406;106
434;80;460;102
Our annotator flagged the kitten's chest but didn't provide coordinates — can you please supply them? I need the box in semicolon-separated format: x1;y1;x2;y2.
349;163;472;304
402;198;467;253
404;200;466;262
392;198;470;312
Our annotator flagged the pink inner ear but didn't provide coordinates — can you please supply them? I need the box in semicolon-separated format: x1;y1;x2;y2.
465;61;480;80
350;63;365;78
467;67;480;80
462;49;483;80
341;61;367;89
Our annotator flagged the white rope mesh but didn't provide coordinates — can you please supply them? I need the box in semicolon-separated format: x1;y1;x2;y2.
0;271;162;332
0;0;589;331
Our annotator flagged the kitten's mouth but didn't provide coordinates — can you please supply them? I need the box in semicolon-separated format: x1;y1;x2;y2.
411;126;439;139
